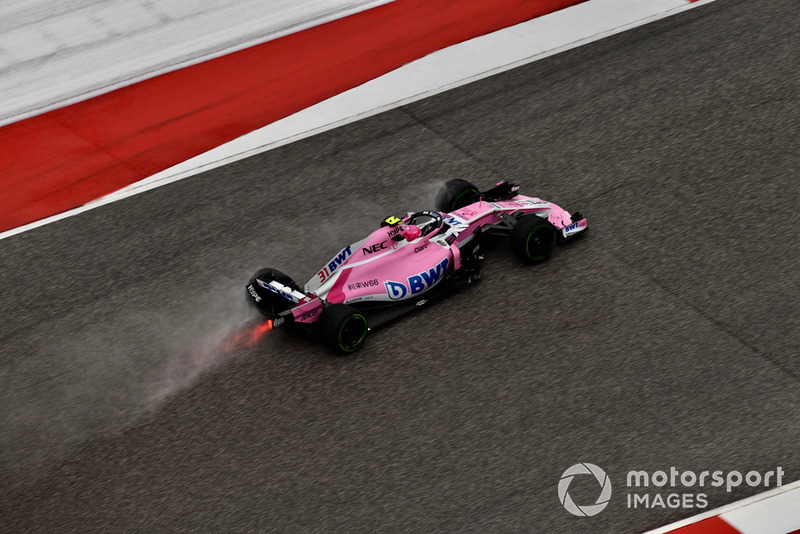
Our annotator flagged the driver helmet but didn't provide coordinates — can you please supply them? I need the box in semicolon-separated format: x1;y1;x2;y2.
402;224;422;241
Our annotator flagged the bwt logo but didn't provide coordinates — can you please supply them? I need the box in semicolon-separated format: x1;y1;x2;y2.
384;258;449;300
408;257;448;294
328;245;352;272
558;463;612;517
385;280;407;300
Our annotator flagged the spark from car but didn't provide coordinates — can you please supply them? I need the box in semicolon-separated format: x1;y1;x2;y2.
217;318;273;354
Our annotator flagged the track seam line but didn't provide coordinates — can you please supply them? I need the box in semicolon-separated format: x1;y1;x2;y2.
610;251;800;383
404;105;797;385
400;106;505;183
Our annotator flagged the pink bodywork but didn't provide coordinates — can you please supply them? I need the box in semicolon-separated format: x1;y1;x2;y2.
292;194;580;324
447;195;574;240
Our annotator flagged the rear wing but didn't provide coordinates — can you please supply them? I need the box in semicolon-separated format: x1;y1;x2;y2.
254;277;309;304
251;276;324;326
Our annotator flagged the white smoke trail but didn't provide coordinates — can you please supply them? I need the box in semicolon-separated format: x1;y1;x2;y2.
0;279;263;484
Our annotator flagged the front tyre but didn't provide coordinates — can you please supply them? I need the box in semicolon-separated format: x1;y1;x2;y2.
510;215;557;264
319;304;369;354
435;179;480;212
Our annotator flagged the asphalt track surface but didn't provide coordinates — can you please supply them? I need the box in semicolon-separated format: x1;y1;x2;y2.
1;1;798;532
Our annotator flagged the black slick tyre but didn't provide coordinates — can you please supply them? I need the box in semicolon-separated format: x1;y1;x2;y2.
319;304;369;354
435;179;480;212
510;215;557;264
247;268;297;317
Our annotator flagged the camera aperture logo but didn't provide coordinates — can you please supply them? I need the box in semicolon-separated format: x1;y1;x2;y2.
558;463;612;517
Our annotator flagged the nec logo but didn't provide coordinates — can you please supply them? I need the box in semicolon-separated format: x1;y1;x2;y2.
362;241;388;255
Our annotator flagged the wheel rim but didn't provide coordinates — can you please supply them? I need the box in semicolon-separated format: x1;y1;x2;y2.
525;225;556;260
338;314;368;352
450;188;479;211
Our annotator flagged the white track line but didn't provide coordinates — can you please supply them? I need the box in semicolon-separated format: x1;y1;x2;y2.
0;0;714;241
643;479;800;534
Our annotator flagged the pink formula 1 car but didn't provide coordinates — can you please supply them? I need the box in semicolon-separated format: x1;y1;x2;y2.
246;180;588;353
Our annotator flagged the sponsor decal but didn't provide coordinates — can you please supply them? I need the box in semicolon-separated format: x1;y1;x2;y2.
346;294;380;304
443;215;468;231
562;219;587;236
431;236;450;249
273;317;285;327
388;226;403;238
385;280;408;301
408;257;448;294
413;243;429;253
258;279;299;303
520;199;549;207
386;258;450;300
347;279;379;291
247;284;261;302
300;308;321;321
362;241;388;255
316;245;352;283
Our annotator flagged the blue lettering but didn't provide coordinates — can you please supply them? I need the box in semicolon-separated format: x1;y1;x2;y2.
408;275;425;294
336;246;352;264
408;258;449;295
327;245;352;274
258;280;298;303
443;216;468;231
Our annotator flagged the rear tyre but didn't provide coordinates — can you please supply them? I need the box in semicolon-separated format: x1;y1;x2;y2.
510;215;557;264
319;304;369;354
247;268;297;317
435;179;480;212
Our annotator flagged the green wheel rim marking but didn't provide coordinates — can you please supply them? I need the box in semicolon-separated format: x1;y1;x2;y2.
450;188;479;210
338;314;368;352
525;225;555;260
